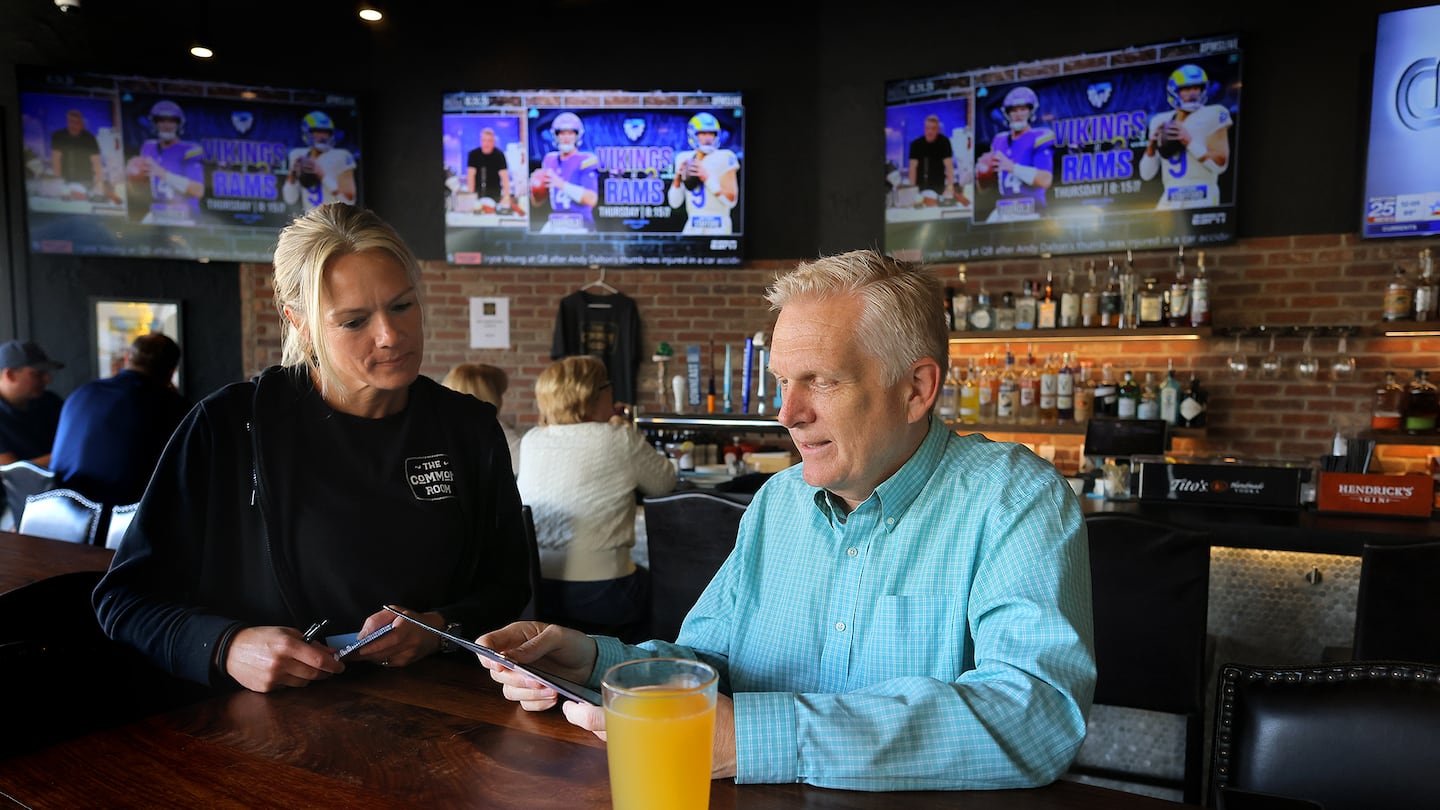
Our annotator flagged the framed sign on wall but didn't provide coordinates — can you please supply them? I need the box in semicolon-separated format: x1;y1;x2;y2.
91;297;182;391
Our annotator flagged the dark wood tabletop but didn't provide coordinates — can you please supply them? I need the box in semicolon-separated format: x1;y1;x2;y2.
0;654;1191;809
0;530;113;594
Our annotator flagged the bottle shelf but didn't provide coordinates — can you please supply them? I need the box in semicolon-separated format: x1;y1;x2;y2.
948;326;1211;344
634;413;786;432
1361;429;1440;445
1372;321;1440;337
947;420;1207;438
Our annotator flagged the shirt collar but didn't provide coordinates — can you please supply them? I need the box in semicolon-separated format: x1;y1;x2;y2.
811;413;950;530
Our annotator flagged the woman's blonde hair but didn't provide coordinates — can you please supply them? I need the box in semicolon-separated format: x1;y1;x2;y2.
271;203;424;401
442;363;509;410
534;356;609;426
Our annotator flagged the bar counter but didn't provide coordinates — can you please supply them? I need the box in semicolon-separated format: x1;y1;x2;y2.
1080;497;1440;556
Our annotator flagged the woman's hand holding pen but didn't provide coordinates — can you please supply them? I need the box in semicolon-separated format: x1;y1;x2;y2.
222;625;346;693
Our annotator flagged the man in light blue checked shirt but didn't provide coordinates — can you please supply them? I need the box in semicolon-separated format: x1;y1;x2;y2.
480;249;1096;791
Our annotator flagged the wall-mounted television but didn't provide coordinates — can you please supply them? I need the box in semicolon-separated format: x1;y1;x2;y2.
1361;4;1440;240
884;33;1241;261
18;66;362;262
443;90;744;267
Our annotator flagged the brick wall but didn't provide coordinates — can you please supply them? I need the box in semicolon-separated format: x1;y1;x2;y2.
238;232;1440;474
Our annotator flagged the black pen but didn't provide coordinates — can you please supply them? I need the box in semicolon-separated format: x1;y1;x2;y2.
302;619;329;644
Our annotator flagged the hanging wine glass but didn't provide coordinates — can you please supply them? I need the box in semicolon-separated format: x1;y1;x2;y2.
1260;333;1282;378
1226;333;1249;379
1331;334;1357;382
1294;332;1320;380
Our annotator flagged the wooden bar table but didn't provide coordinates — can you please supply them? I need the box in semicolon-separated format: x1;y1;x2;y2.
0;654;1192;809
0;530;113;593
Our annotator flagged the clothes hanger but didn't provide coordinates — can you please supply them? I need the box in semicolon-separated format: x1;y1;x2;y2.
581;266;618;295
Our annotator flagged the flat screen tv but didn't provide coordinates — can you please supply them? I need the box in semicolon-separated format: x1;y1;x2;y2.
884;33;1241;261
18;66;362;262
1361;4;1440;239
443;90;744;267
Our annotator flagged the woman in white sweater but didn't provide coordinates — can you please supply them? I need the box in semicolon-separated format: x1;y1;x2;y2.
517;356;675;639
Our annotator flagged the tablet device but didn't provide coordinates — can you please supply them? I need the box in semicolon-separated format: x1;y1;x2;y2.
382;607;602;705
332;623;396;660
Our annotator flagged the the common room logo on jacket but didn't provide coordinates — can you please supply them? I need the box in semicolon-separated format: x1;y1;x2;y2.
406;454;456;500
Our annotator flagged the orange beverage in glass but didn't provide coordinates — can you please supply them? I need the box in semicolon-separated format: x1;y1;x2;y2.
603;658;718;810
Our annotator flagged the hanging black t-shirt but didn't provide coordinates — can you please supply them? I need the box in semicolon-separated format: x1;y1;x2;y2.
289;383;470;631
908;134;953;194
551;290;643;406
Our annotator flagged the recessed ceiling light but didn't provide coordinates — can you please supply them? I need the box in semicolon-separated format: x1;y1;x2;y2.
190;45;214;58
358;7;382;21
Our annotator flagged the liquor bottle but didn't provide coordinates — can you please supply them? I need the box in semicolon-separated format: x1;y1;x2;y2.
1100;257;1123;327
1094;363;1119;418
1403;369;1439;434
1136;371;1160;420
1122;250;1141;328
1037;271;1058;329
1416;248;1438;322
1117;370;1139;419
1081;263;1100;328
996;290;1017;331
1015;281;1037;330
1159;359;1183;425
1056;352;1075;423
1167;245;1191;327
1038;352;1059;424
1383;265;1414;322
1059;265;1081;328
1179;374;1208;428
1017;347;1040;425
1073;362;1095;424
943;285;955;331
959;359;980;425
996;346;1018;424
1138;277;1165;327
1372;371;1404;431
969;288;995;331
939;364;959;421
977;352;999;421
952;264;973;332
1190;250;1211;327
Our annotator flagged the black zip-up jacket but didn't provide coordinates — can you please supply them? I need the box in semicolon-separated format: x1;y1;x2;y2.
94;366;530;687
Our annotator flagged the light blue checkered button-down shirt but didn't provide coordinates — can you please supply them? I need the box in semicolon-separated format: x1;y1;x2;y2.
591;415;1095;791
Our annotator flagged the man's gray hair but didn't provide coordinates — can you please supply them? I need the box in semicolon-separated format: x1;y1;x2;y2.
765;249;948;387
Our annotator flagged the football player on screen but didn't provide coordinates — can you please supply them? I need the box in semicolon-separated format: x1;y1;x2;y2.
667;112;740;234
530;112;599;234
282;111;358;212
975;86;1055;222
125;100;205;226
1139;64;1232;210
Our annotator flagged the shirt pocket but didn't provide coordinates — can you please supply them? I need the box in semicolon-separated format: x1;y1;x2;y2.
856;594;960;685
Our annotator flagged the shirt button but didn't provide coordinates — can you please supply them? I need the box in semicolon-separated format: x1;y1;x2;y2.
886;517;896;525
834;622;846;632
846;547;858;557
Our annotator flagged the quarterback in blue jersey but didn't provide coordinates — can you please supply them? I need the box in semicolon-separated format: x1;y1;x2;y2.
124;100;205;225
531;112;599;234
975;87;1055;223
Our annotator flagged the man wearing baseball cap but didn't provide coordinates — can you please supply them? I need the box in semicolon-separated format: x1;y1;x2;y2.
0;340;65;467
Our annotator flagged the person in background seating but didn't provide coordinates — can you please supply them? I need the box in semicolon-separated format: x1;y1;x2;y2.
0;340;65;467
442;362;522;477
50;333;188;508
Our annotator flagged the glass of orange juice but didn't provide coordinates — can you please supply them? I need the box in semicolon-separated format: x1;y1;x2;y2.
602;657;718;810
